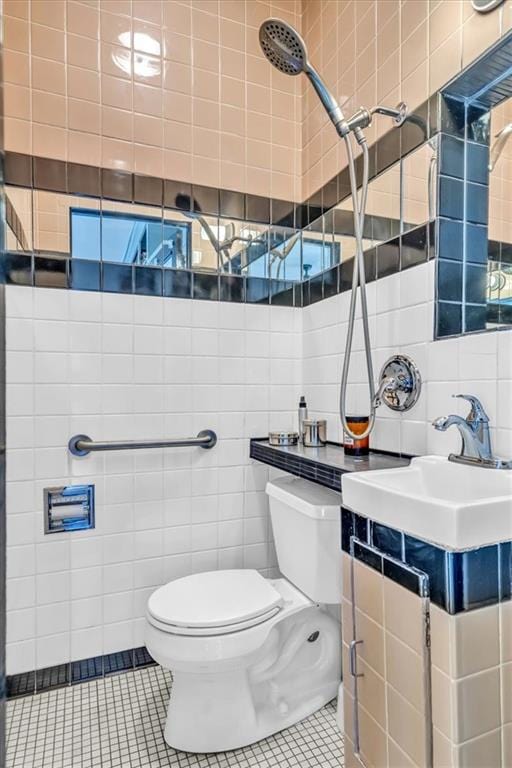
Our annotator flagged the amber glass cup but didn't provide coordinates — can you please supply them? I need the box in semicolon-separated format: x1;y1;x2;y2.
344;416;370;457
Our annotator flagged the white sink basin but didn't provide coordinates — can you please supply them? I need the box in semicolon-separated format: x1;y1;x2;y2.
342;455;512;550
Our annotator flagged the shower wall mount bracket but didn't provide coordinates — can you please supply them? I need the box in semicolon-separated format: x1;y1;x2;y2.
376;354;422;412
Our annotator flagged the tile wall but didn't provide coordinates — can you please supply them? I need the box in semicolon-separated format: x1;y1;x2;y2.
300;0;512;200
302;260;512;459
3;0;302;201
5;284;302;674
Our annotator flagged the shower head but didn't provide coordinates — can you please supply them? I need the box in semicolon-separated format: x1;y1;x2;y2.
259;18;349;138
489;123;512;171
258;18;307;76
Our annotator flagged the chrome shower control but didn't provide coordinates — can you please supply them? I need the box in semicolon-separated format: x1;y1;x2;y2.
374;355;422;412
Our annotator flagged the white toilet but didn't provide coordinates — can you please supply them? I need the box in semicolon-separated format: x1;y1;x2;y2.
145;476;343;754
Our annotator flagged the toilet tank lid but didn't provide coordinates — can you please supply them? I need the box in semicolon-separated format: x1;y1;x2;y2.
266;476;342;520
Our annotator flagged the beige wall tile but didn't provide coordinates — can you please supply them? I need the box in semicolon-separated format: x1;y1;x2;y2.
387;685;427;767
358;705;387;768
431;666;455;740
453;728;502;768
387;737;416;768
454;667;501;743
386;631;426;714
433;727;453;768
501;601;512;663
354;560;384;626
502;661;512;724
453;604;500;679
383;578;424;653
504;723;512;768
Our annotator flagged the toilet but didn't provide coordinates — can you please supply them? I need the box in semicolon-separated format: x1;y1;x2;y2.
145;476;343;754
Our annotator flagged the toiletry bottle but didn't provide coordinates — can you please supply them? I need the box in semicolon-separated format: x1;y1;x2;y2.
344;415;370;457
298;396;308;439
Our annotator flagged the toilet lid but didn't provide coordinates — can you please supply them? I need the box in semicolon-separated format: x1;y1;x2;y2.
147;569;283;629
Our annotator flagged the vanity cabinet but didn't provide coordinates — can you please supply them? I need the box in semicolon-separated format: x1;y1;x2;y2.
341;511;511;768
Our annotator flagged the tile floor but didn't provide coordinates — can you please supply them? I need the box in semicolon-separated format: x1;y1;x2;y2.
7;665;344;768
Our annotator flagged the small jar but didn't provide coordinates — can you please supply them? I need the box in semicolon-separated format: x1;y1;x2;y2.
344;416;370;457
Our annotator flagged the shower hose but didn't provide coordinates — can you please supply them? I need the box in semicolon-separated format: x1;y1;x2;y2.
338;134;376;442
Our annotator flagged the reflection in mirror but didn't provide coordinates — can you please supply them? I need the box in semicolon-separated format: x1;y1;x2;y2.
487;97;512;328
402;138;437;230
5;186;32;252
33;190;100;256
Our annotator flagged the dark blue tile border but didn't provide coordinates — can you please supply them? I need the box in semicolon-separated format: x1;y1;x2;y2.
342;507;511;615
7;646;156;699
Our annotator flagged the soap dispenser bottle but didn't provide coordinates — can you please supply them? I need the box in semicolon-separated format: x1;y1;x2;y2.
298;396;308;439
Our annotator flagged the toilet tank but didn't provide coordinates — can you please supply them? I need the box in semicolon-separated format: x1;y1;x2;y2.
266;476;342;604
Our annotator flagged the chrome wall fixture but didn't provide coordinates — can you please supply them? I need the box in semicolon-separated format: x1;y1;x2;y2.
373;355;422;412
68;430;218;457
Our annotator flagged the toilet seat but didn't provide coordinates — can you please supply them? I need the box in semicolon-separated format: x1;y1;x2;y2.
147;569;284;636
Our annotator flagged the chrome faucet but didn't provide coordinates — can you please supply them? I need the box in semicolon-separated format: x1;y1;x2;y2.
433;394;512;469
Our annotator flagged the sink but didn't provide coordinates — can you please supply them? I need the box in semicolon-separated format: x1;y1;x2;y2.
342;455;512;550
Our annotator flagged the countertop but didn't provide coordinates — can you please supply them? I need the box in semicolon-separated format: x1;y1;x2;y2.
249;438;411;492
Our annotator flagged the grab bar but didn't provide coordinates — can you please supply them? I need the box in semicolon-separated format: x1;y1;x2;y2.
68;430;217;457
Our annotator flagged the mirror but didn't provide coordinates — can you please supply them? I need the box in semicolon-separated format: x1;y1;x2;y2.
487;96;512;328
305;141;433;282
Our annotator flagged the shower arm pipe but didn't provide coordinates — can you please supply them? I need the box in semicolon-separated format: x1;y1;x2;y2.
339;134;376;442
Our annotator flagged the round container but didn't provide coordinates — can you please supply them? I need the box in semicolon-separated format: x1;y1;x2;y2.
344;415;369;457
302;419;327;447
268;431;299;447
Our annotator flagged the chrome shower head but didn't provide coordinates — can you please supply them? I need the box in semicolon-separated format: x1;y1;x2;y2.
259;18;307;76
259;18;349;138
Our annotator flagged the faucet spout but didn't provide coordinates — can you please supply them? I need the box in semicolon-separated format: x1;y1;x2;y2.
432;394;503;467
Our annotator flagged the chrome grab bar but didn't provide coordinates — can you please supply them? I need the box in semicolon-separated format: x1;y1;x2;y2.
68;430;217;457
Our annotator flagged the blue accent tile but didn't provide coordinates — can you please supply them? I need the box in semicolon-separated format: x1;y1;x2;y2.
0;252;33;285
466;182;488;226
465;224;488;264
71;657;103;684
500;542;512;601
36;664;70;692
220;275;244;303
438;259;463;302
437;301;462;337
439;134;464;179
134;266;163;296
69;259;101;292
133;647;155;668
104;651;134;676
440;95;465;139
163;268;192;299
34;256;68;289
464;304;487;334
354;514;369;544
271;280;295;306
465;264;487;304
371;522;403;560
401;225;428;270
353;540;382;572
467;142;489;185
102;263;133;293
341;508;354;553
7;672;35;698
377;240;400;278
246;277;270;304
451;545;500;612
438;176;464;220
437;218;463;261
383;558;425;597
404;535;449;611
192;272;219;301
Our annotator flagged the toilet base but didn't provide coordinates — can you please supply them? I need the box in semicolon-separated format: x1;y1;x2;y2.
162;606;341;754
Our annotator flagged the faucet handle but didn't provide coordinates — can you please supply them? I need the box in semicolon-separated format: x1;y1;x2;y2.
453;394;489;423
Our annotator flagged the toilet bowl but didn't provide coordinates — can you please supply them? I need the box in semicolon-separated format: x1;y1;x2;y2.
145;476;343;754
